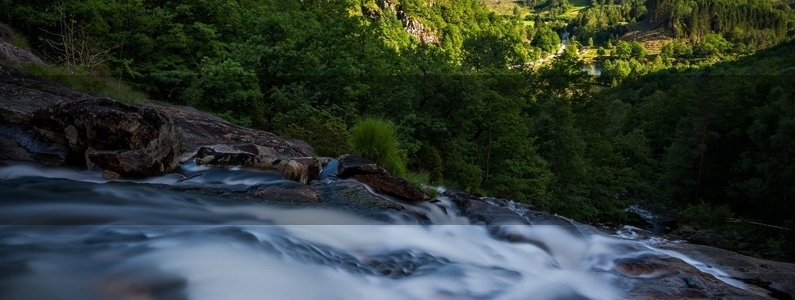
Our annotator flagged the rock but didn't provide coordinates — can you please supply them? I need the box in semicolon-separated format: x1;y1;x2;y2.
145;101;315;160
336;155;427;202
313;181;424;223
0;24;45;66
0;65;86;125
620;253;769;299
254;186;319;203
193;146;326;184
445;190;530;225
353;173;428;202
1;65;317;179
102;170;121;180
336;154;386;177
28;98;181;177
658;243;795;299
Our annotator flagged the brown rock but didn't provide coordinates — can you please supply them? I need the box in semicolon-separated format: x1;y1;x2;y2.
102;169;121;180
353;173;428;202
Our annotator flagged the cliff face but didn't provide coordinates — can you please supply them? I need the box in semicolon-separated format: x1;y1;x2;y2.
369;0;437;44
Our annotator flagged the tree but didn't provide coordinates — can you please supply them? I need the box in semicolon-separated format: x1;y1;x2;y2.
614;40;633;59
630;41;647;59
533;26;561;53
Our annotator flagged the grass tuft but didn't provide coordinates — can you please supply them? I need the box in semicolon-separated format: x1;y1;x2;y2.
349;118;406;177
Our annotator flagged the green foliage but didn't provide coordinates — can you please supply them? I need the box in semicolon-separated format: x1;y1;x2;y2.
533;26;561;53
678;202;733;229
648;0;794;50
350;118;406;177
183;56;264;127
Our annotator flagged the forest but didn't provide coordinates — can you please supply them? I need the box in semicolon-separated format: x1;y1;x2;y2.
1;0;794;257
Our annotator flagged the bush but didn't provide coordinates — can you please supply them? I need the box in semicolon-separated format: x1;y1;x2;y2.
349;118;406;177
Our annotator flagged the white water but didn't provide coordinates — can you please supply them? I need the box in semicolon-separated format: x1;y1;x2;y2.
0;163;744;299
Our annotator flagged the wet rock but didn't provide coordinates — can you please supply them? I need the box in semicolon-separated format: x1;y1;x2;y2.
102;170;121;180
336;155;427;202
658;243;795;299
621;252;765;299
353;173;428;202
254;186;319;204
192;146;327;184
446;191;529;225
314;181;424;223
28;98;181;177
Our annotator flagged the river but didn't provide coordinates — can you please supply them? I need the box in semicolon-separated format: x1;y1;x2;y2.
0;163;743;300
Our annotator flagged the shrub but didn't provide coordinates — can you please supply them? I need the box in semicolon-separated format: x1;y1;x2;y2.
349;118;406;177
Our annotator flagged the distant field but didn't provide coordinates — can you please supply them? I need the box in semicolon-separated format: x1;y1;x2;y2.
479;0;533;16
562;0;590;19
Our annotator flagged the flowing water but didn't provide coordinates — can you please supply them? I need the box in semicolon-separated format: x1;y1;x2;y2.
0;163;743;300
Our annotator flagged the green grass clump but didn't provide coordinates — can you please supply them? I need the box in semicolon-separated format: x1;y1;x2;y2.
349;118;406;177
14;63;147;105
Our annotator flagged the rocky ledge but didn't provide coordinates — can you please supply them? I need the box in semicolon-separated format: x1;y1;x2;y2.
0;65;317;179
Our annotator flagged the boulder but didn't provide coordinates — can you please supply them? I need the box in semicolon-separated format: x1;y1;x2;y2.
29;98;181;176
336;154;428;202
336;154;386;177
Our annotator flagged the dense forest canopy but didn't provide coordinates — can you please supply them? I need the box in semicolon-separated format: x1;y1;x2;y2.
2;0;795;257
648;0;795;47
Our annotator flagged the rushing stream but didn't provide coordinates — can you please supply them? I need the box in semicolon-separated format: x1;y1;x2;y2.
0;163;743;300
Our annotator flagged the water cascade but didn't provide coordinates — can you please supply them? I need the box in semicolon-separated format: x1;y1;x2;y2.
0;163;748;300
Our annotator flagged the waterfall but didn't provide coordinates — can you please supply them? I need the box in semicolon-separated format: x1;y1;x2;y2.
0;163;746;300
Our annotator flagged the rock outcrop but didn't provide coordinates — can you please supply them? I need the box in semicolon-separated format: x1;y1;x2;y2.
145;101;315;160
0;65;314;179
0;66;180;176
28;98;182;176
337;154;428;202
